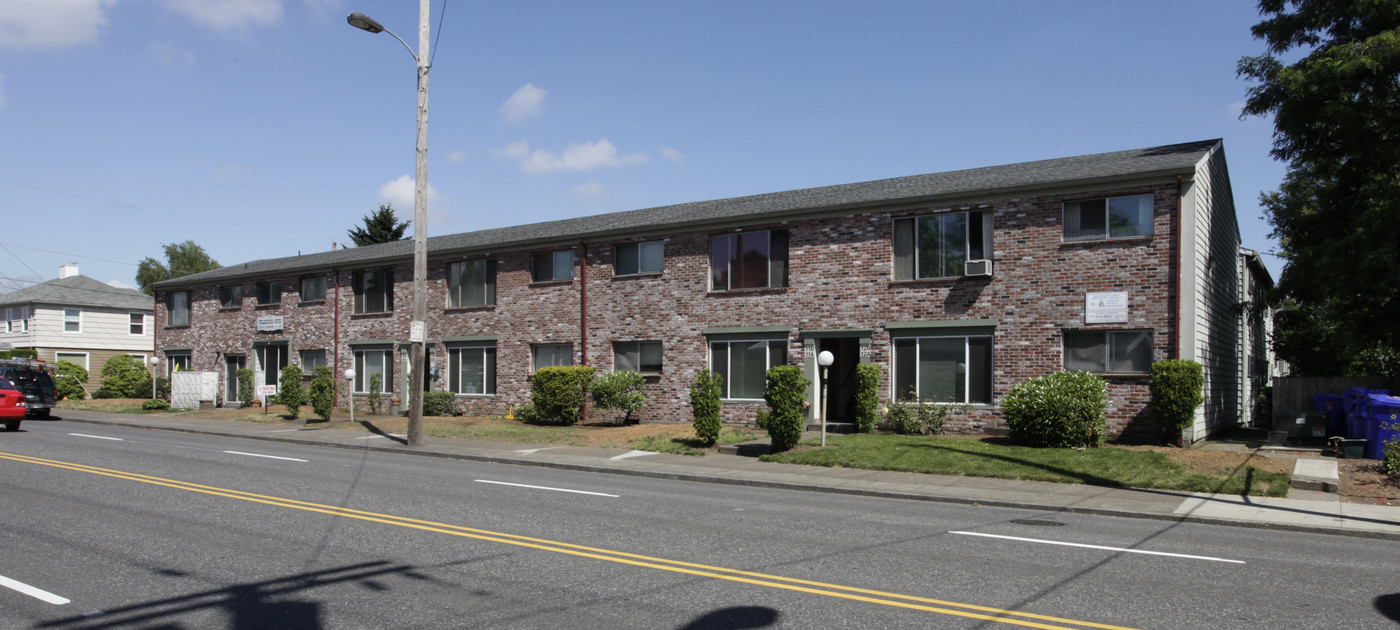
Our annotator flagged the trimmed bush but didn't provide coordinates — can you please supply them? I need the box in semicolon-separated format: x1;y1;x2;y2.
279;365;304;418
853;363;881;433
423;390;457;417
0;349;38;360
1383;422;1399;481
592;370;647;423
53;359;89;401
100;354;152;399
690;369;723;445
529;366;596;425
882;398;957;435
237;369;255;407
763;365;809;453
512;402;539;423
1150;360;1204;444
367;373;383;414
308;366;334;419
1002;371;1109;448
142;398;170;411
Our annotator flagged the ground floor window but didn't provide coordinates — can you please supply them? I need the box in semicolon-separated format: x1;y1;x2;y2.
54;352;89;371
300;350;326;372
354;349;392;393
256;344;289;386
614;341;662;375
166;352;191;378
893;335;993;404
710;339;787;400
531;343;573;372
448;345;496;395
1063;329;1152;373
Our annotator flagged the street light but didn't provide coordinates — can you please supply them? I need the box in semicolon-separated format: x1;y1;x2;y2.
817;351;834;447
148;356;160;400
348;3;430;447
344;368;357;423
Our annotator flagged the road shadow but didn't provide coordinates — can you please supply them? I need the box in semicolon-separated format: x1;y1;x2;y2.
677;606;780;629
1375;593;1400;622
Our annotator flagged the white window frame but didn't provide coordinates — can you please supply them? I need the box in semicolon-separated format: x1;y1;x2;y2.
354;348;393;393
892;211;993;280
129;313;146;336
54;351;89;372
21;307;28;332
891;334;994;405
448;344;497;395
1063;194;1154;242
4;308;11;333
63;308;82;333
708;338;788;401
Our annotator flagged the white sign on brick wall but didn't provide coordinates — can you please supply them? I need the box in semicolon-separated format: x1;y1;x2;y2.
1085;292;1129;323
256;315;283;332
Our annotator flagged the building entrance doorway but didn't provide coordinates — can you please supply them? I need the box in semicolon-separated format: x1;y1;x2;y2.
225;355;245;405
818;337;860;423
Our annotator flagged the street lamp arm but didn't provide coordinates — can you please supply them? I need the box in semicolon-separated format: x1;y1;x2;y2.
346;12;420;63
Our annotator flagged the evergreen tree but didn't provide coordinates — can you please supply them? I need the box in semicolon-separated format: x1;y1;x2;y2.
347;204;410;246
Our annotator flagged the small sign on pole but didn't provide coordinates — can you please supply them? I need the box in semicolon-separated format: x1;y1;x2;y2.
257;384;277;413
410;320;426;343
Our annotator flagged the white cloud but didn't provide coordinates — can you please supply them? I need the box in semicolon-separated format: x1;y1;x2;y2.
659;147;685;163
378;174;443;212
494;139;648;174
446;149;466;163
500;83;546;122
150;40;196;67
161;0;284;30
0;0;116;50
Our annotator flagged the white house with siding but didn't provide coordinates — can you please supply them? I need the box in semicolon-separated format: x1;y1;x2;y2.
0;265;155;390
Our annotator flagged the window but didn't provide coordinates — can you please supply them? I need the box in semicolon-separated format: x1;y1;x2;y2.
615;241;664;275
20;307;28;332
1063;194;1153;242
448;345;496;395
353;269;394;314
531;343;573;372
64;308;81;333
531;250;574;283
256;344;288;386
710;339;787;400
55;352;89;371
447;259;496;307
892;335;993;405
4;308;10;333
300;350;326;371
299;276;326;302
166;352;191;378
129;353;147;364
256;280;282;305
129;313;145;336
354;349;392;393
219;285;242;309
1064;329;1153;373
614;341;662;374
711;229;788;291
168;291;191;326
893;211;992;280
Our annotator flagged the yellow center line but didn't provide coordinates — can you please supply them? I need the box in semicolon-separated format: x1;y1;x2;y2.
0;451;1142;630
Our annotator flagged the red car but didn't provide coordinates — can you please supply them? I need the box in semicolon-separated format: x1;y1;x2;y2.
0;377;25;431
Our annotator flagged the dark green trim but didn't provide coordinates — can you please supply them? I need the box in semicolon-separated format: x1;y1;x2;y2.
701;325;791;335
348;339;396;347
798;328;873;338
161;346;192;353
251;338;290;346
884;318;998;330
441;335;498;343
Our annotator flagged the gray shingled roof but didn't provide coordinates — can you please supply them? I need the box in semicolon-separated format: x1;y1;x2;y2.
155;139;1220;289
0;275;154;311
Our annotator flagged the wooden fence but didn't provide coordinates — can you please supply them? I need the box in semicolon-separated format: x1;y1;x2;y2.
1271;376;1396;414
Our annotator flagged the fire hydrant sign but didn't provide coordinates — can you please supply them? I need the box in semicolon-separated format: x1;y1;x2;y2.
1085;292;1129;323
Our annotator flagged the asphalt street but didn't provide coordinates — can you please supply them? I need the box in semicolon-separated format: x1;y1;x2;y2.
2;421;1397;629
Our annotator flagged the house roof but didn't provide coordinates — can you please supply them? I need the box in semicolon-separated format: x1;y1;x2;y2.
154;139;1222;290
0;275;154;311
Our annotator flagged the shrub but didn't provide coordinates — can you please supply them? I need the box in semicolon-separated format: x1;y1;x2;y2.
512;402;539;423
883;398;958;435
853;363;881;433
690;369;723;445
142;398;170;411
155;377;170;401
1002;371;1109;448
100;354;152;399
1383;422;1400;481
237;369;255;407
92;387;118;399
1150;360;1204;444
423;390;457;417
53;359;89;401
308;366;335;419
529;366;596;425
367;373;383;414
763;365;809;453
0;349;38;360
592;370;647;423
279;365;304;418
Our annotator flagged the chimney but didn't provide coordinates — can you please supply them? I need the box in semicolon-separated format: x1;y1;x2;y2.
59;264;80;279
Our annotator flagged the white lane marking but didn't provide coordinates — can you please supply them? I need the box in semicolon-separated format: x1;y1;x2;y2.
948;531;1245;564
474;479;619;498
267;429;302;433
221;451;308;463
515;447;562;454
610;450;657;461
0;574;71;605
356;434;407;440
68;433;122;441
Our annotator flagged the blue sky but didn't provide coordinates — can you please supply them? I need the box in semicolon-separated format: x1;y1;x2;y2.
0;0;1284;292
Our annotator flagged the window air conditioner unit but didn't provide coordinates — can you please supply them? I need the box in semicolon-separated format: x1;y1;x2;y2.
964;259;993;277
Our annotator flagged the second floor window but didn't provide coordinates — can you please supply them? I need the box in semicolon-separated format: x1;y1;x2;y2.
300;276;326;302
615;241;664;275
531;250;574;283
129;313;144;336
219;285;242;309
256;280;282;305
1064;194;1153;242
448;259;496;307
893;211;992;280
63;308;81;333
353;269;393;314
168;291;190;326
710;229;788;291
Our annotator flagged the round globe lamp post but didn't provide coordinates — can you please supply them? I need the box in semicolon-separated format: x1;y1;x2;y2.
817;351;834;447
148;356;160;400
344;368;357;423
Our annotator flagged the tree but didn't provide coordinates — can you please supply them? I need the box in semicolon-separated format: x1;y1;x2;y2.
136;241;221;296
347;204;410;246
1237;1;1400;375
100;354;153;399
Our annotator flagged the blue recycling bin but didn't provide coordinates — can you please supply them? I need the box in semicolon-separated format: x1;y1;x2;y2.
1363;395;1400;460
1344;388;1389;439
1311;393;1345;437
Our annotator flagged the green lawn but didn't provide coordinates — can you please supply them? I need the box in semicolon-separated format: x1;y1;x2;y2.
760;434;1291;497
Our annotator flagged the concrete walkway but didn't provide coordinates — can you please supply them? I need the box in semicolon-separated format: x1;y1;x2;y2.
35;409;1400;540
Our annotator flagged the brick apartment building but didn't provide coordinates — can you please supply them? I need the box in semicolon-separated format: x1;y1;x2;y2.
152;140;1272;442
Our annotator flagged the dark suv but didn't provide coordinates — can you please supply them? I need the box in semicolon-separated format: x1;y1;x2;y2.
0;360;58;418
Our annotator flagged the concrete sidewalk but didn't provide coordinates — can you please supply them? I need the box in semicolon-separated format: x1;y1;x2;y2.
36;409;1400;540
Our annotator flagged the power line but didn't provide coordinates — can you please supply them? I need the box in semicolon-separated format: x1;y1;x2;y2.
0;243;43;282
429;0;448;67
0;242;139;267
